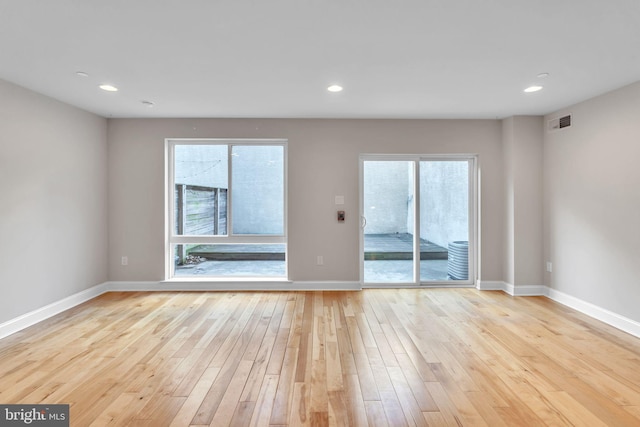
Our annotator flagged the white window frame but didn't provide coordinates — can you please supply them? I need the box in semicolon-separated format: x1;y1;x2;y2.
165;138;288;280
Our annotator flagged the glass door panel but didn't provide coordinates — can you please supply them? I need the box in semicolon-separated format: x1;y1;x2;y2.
419;160;469;282
362;160;415;283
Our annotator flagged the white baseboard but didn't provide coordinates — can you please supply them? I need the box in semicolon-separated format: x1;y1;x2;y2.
476;281;546;296
476;280;505;291
477;282;640;338
150;280;361;291
546;287;640;339
107;280;361;292
509;284;547;296
108;281;165;291
0;282;109;340
290;281;361;291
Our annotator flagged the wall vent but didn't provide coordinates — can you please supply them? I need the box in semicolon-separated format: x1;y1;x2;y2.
548;114;572;132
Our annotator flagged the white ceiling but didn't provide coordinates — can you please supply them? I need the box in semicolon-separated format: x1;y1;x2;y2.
1;0;639;119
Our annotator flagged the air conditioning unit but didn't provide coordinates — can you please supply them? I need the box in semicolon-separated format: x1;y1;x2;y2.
447;241;469;280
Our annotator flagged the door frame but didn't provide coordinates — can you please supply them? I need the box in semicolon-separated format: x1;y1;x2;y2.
359;154;478;287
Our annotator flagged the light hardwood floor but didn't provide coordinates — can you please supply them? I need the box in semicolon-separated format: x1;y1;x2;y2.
1;289;640;426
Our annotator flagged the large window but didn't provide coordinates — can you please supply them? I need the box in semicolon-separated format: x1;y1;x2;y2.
166;139;287;279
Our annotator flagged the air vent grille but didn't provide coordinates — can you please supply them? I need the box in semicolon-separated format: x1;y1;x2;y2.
548;114;572;132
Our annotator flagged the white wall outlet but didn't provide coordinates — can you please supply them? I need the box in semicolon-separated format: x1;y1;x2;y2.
546;261;552;273
122;256;128;266
317;255;324;266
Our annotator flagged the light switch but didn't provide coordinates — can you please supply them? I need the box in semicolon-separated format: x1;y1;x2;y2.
335;196;345;205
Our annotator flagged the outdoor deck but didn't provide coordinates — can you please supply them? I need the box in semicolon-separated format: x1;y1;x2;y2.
186;233;446;261
364;233;447;260
177;233;453;280
189;244;286;261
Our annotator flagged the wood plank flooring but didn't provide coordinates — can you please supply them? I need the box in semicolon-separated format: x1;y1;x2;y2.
1;289;640;426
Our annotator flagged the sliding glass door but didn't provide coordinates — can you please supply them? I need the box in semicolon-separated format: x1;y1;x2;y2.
362;160;416;283
360;155;476;286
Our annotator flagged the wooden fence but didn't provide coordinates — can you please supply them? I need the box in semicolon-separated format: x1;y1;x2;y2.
175;184;227;261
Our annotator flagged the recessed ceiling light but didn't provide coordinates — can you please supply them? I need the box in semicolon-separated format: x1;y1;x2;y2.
99;84;118;92
524;85;543;93
537;72;550;79
141;100;154;107
76;71;89;77
327;84;343;92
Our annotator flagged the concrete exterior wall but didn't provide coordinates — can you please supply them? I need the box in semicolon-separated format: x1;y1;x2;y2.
231;145;284;235
174;143;284;235
174;144;227;188
363;161;411;234
419;161;469;248
362;160;469;248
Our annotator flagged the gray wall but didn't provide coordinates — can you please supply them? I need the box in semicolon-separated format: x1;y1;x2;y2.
4;74;640;335
0;79;108;324
107;118;504;282
544;81;640;323
503;116;544;288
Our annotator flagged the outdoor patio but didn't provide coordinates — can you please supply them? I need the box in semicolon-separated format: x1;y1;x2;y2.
175;233;456;281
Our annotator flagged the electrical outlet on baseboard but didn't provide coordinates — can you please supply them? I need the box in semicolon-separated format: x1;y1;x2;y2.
546;261;552;273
